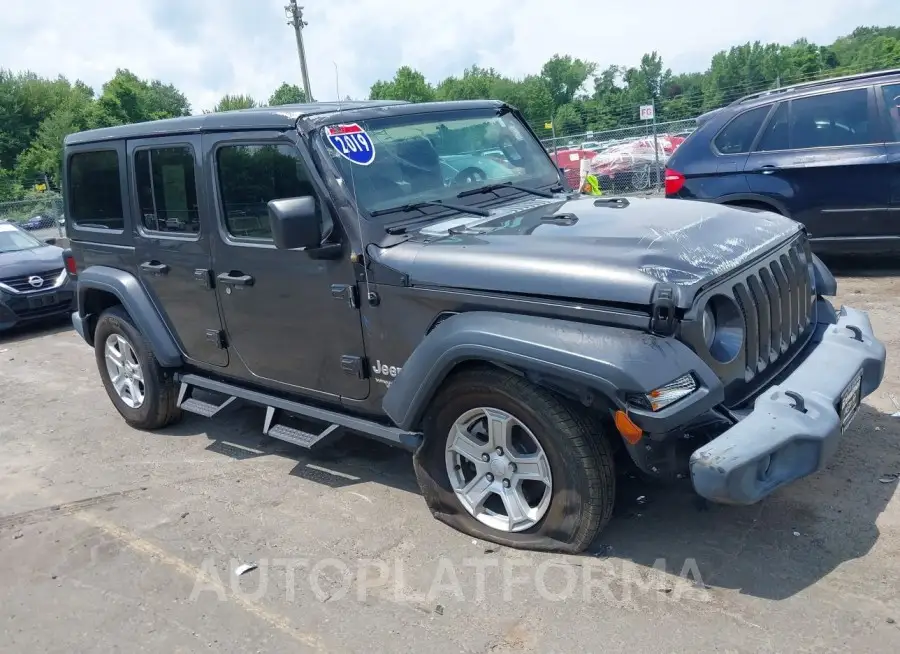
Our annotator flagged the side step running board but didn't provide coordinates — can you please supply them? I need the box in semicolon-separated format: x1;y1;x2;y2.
175;373;422;452
263;407;342;451
177;382;237;417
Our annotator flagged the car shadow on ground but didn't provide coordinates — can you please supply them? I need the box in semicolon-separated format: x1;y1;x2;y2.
159;395;899;601
595;403;899;600
0;316;72;344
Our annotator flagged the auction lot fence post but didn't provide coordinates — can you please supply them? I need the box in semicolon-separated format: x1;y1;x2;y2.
0;192;66;237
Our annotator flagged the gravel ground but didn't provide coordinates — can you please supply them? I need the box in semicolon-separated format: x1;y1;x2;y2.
1;263;899;653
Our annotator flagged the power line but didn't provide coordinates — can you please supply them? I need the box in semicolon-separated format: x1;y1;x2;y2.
285;0;314;102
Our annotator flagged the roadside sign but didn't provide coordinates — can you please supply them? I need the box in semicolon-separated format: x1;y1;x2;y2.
639;104;655;121
544;122;553;130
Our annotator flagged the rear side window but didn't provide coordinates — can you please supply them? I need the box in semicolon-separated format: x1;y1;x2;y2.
68;151;124;230
714;106;770;154
216;144;317;240
881;83;900;141
756;103;790;152
790;89;876;149
134;146;200;235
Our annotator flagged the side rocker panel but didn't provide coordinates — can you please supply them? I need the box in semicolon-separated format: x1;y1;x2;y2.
382;311;723;431
75;265;183;368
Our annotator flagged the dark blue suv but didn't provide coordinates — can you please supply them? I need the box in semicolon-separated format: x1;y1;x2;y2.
665;68;900;255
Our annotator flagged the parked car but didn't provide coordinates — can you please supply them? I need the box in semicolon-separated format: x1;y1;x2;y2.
665;67;900;255
62;99;884;553
22;215;47;230
0;221;76;331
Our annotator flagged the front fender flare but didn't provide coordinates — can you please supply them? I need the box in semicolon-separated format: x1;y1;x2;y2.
382;311;721;431
77;266;183;368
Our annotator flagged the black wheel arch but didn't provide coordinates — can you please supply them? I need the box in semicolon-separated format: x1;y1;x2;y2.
76;266;183;368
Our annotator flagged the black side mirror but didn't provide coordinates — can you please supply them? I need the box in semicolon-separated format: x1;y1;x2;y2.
44;237;57;246
268;197;321;250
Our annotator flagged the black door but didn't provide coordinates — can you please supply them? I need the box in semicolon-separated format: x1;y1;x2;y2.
203;131;369;401
127;135;228;367
744;88;890;246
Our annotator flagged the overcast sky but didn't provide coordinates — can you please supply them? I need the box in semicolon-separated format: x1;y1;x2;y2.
2;0;897;113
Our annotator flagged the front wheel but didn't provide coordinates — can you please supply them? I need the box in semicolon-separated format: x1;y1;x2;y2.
414;366;616;553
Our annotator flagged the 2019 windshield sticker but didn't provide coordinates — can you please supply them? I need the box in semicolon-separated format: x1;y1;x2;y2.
326;123;375;166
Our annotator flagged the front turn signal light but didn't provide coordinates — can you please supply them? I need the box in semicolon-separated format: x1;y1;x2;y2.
645;374;697;411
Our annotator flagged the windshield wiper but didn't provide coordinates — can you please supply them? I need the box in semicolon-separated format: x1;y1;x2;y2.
376;200;491;235
371;200;489;218
456;182;555;199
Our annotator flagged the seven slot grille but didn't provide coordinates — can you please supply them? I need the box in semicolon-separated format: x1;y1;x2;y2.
731;236;816;382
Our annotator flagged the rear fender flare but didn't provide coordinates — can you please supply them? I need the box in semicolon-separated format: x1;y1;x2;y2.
77;266;183;368
382;311;721;431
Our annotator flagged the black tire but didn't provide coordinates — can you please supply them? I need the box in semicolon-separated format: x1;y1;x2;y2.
414;366;616;553
93;305;182;430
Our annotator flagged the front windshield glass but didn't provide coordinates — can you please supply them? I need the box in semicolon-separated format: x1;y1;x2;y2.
315;108;559;217
0;223;43;253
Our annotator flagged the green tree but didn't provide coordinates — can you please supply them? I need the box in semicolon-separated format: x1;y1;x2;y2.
369;66;435;103
540;55;597;107
212;94;258;112
268;82;308;106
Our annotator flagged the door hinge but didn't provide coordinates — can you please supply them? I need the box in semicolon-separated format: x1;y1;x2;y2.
340;355;367;379
206;329;227;349
331;284;359;308
194;269;213;289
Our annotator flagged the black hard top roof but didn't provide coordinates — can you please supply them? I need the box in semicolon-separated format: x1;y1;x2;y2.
64;99;509;145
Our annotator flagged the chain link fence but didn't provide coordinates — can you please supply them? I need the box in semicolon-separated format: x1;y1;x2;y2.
0;192;66;238
537;117;698;196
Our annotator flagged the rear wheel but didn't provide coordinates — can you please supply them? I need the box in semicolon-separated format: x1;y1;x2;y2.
94;305;182;430
414;366;616;553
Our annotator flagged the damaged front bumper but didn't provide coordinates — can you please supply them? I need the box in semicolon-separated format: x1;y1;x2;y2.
689;305;886;505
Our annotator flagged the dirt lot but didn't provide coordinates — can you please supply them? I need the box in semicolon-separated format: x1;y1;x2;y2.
2;266;899;653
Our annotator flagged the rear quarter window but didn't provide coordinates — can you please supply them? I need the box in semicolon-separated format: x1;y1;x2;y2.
68;150;125;231
713;105;771;154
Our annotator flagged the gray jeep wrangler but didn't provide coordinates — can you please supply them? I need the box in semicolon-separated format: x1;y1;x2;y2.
61;100;886;553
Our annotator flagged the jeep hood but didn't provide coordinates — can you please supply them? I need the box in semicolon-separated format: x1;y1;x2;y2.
374;196;802;309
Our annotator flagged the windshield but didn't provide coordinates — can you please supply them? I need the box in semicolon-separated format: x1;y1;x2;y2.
0;223;43;253
314;108;560;217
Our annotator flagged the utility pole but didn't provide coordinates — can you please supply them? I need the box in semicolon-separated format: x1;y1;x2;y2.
285;0;314;102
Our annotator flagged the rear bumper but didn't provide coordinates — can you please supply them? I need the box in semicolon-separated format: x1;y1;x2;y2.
689;305;886;505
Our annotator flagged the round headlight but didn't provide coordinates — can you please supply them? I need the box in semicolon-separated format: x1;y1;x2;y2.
704;295;744;364
701;305;716;348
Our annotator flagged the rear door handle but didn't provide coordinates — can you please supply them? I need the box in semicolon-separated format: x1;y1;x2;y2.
757;165;779;175
216;272;254;287
140;261;169;275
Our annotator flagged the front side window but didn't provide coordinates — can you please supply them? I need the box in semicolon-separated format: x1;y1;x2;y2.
134;146;199;234
881;82;900;142
714;105;770;154
216;144;318;240
315;109;559;217
790;88;876;149
68;150;124;230
0;222;44;253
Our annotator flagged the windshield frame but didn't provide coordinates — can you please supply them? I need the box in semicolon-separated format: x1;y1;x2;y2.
0;222;45;253
309;106;562;222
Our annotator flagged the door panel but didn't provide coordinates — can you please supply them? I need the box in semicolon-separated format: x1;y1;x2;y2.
204;133;369;400
744;89;890;240
127;135;227;367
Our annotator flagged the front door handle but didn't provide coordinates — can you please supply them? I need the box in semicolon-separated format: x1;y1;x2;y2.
217;272;254;287
140;261;169;275
757;165;779;175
